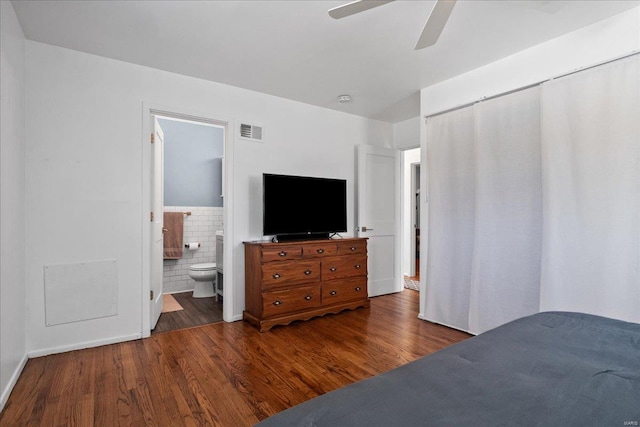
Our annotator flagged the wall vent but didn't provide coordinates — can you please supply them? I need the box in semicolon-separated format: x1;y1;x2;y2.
239;123;264;142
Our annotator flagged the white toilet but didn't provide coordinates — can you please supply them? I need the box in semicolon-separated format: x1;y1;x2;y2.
188;262;217;298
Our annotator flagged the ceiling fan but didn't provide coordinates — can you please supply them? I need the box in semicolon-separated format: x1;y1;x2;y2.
329;0;457;50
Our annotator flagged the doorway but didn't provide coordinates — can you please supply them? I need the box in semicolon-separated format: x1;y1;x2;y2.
142;104;235;338
153;116;225;333
402;148;421;290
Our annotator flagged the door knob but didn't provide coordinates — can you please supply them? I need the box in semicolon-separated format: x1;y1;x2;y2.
162;228;168;233
361;226;374;232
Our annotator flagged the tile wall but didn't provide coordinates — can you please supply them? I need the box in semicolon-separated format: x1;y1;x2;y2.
163;206;223;293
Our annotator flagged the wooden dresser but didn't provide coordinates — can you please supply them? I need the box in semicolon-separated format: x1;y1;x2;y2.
243;238;369;331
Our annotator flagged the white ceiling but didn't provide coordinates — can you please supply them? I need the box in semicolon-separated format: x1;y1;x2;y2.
11;0;639;123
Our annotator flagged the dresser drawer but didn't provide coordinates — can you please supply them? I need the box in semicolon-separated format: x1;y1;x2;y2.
337;240;367;256
322;254;367;280
262;245;303;263
262;260;321;288
262;284;321;317
322;277;367;305
302;242;337;258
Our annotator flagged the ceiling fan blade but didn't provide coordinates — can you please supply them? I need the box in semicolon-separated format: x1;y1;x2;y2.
329;0;395;19
415;0;456;50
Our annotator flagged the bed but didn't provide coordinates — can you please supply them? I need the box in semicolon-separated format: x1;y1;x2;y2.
256;312;640;426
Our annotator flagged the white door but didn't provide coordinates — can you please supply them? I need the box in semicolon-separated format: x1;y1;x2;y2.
150;118;165;329
357;145;401;297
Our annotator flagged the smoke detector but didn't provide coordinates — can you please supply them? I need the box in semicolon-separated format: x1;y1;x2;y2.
337;95;352;103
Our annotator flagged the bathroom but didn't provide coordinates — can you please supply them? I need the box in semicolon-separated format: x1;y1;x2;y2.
155;116;225;333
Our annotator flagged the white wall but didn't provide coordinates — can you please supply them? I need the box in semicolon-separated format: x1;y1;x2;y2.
421;8;640;117
393;116;421;150
24;41;392;355
0;1;27;410
418;7;640;318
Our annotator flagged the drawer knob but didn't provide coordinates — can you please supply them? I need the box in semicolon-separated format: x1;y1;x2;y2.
354;264;361;269
329;267;337;272
304;269;312;275
350;246;356;251
330;290;337;296
278;251;287;257
272;273;281;279
304;295;312;301
272;300;282;306
317;249;324;254
355;286;362;292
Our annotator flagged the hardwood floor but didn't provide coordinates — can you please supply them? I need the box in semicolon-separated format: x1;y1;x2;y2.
0;291;470;426
152;292;223;334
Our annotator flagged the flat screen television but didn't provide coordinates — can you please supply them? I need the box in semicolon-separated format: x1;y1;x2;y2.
263;173;347;241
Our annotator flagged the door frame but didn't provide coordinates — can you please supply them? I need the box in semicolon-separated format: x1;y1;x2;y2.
141;103;235;338
409;161;420;277
400;147;421;279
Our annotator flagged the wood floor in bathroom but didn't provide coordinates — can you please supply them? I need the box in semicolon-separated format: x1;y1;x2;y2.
0;291;471;426
152;291;223;334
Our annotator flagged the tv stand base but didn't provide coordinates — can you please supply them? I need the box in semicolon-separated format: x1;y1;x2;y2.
243;299;370;332
243;238;369;332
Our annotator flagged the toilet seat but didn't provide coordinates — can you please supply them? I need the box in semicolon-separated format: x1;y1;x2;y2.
190;262;216;271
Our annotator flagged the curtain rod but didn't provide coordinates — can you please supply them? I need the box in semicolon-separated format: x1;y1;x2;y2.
424;50;640;120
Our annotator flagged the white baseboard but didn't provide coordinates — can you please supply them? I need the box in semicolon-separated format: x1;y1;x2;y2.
27;333;142;358
226;313;243;322
0;353;28;412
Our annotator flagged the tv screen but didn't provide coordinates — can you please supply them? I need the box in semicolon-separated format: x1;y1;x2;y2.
263;173;347;238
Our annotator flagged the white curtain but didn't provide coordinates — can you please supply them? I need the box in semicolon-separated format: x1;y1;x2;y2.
469;87;542;333
539;56;640;323
425;54;640;334
425;106;475;331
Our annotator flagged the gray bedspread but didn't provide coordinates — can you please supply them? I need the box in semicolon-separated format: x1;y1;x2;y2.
256;312;640;426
